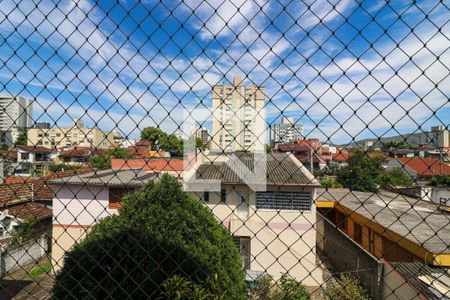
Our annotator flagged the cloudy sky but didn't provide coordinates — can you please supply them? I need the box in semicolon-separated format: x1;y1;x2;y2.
0;0;448;144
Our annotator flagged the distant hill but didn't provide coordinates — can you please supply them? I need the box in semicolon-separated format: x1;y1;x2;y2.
341;132;422;148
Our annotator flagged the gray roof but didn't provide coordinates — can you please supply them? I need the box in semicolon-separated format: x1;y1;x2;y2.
196;152;319;186
48;169;156;187
317;188;450;255
390;262;450;300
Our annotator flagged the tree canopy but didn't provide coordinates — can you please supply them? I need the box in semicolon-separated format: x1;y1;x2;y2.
337;150;383;192
53;174;246;299
141;126;184;156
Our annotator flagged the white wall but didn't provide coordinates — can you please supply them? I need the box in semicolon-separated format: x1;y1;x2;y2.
432;188;450;207
0;235;48;277
52;185;117;227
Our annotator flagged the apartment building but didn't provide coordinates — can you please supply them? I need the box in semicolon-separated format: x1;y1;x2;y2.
270;117;303;144
27;119;114;149
191;125;209;145
0;95;33;131
421;125;450;148
211;75;265;152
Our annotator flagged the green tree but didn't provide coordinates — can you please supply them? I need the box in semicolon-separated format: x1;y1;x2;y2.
107;147;132;159
53;174;246;299
380;167;413;188
196;138;207;150
320;178;343;189
88;155;111;170
10;215;38;244
337;150;382;192
160;134;184;156
14;131;27;146
141;126;165;143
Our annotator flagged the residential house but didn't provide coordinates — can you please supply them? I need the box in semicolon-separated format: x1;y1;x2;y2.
48;169;157;272
58;146;107;165
126;140;166;158
111;158;184;178
49;152;323;287
273;142;327;171
16;145;54;164
387;157;450;180
0;179;53;276
188;152;323;286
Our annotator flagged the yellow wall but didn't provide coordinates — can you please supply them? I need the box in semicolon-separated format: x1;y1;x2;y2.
28;127;114;149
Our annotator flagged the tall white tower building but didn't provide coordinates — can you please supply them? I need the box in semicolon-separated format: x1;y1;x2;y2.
0;95;33;131
211;75;265;152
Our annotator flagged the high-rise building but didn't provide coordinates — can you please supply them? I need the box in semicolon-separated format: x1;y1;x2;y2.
270;117;303;144
0;96;33;131
191;125;209;145
211;75;265;152
421;125;449;148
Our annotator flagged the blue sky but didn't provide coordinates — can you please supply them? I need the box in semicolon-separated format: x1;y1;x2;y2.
0;0;449;144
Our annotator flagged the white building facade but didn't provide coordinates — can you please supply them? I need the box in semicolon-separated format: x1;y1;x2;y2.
0;96;33;131
270;117;303;144
211;75;265;152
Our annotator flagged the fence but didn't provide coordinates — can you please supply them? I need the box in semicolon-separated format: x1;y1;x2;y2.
0;0;449;299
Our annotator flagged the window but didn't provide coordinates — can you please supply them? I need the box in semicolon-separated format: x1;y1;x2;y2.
21;153;30;160
256;191;311;211
204;192;209;202
354;222;363;245
220;189;226;202
335;211;348;233
233;236;251;270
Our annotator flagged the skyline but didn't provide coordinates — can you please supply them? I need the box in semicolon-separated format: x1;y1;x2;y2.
0;0;448;144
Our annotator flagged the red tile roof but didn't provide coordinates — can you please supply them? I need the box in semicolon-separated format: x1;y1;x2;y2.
111;158;184;172
59;147;107;158
3;202;51;220
332;150;352;162
16;145;54;153
397;157;450;176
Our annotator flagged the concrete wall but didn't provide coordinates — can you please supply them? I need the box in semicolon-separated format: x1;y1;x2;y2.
0;235;48;277
317;213;383;299
432;188;450;206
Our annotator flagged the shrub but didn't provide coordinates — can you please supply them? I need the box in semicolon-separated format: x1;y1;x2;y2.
380;167;413;188
252;274;309;300
159;274;225;299
320;178;343;189
53;174;246;299
325;274;371;300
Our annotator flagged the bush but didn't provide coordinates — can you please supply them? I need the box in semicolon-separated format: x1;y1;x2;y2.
428;175;450;187
53;174;246;299
320;178;343;189
325;274;371;300
380;167;413;188
252;274;309;300
159;274;225;299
